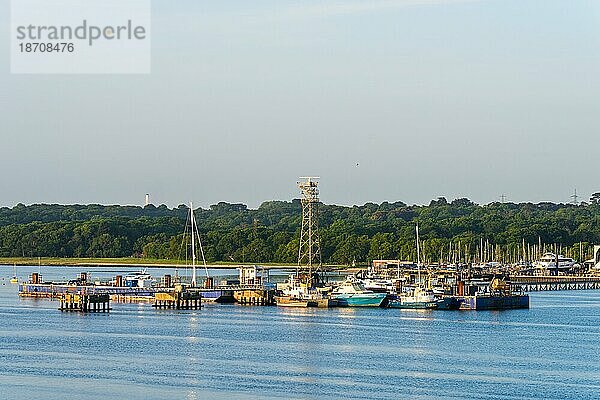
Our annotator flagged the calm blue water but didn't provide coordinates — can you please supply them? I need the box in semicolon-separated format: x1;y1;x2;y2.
1;266;599;400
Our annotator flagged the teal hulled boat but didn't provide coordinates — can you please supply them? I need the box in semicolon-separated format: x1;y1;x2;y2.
331;280;387;307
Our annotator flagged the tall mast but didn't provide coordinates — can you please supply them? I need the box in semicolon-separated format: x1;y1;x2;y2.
190;201;197;287
416;224;421;284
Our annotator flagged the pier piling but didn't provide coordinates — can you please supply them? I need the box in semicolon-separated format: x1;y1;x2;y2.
153;287;202;310
58;293;110;313
234;289;275;305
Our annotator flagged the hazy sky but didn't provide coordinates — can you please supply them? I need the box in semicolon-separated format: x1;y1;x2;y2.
1;0;599;208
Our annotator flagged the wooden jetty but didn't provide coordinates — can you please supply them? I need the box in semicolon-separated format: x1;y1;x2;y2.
232;266;276;306
510;276;600;292
153;286;202;310
234;288;275;305
59;293;110;312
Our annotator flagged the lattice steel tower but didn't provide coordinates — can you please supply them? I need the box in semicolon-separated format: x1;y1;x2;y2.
297;177;322;287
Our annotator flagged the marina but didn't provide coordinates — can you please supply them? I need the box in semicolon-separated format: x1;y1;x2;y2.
8;182;600;315
14;240;600;313
5;182;600;400
1;266;600;400
11;263;540;312
3;0;599;398
4;186;600;400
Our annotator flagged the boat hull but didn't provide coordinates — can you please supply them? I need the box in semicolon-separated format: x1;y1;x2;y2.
436;297;460;310
388;300;438;309
275;296;310;307
317;298;339;308
332;293;386;307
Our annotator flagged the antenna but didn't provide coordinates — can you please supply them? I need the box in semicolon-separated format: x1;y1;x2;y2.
571;189;579;205
500;194;506;203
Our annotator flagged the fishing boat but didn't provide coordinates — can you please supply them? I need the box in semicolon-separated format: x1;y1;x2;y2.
389;286;438;309
275;280;310;307
275;288;328;307
275;273;326;307
274;295;310;307
330;279;387;307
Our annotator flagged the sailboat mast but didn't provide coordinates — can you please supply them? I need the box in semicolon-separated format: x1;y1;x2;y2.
190;201;197;287
416;224;421;284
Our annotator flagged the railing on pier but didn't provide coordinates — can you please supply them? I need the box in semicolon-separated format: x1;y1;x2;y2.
510;276;600;292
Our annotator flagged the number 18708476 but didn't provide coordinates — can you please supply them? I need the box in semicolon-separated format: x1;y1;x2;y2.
19;42;74;53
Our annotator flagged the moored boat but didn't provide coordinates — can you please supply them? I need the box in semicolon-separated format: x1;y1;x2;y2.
274;295;310;307
123;271;155;288
330;280;386;307
436;296;460;310
275;273;331;307
388;286;438;309
533;252;578;273
389;223;437;309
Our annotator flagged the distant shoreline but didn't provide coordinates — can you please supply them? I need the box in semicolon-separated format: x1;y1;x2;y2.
0;257;348;270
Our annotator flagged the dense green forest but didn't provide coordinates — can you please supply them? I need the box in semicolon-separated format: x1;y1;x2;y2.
1;196;600;264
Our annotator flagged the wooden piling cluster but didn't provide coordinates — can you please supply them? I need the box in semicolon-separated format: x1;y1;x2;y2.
59;293;110;312
234;289;275;305
153;288;202;310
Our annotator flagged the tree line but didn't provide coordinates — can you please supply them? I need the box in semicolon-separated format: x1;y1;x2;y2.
1;196;600;264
